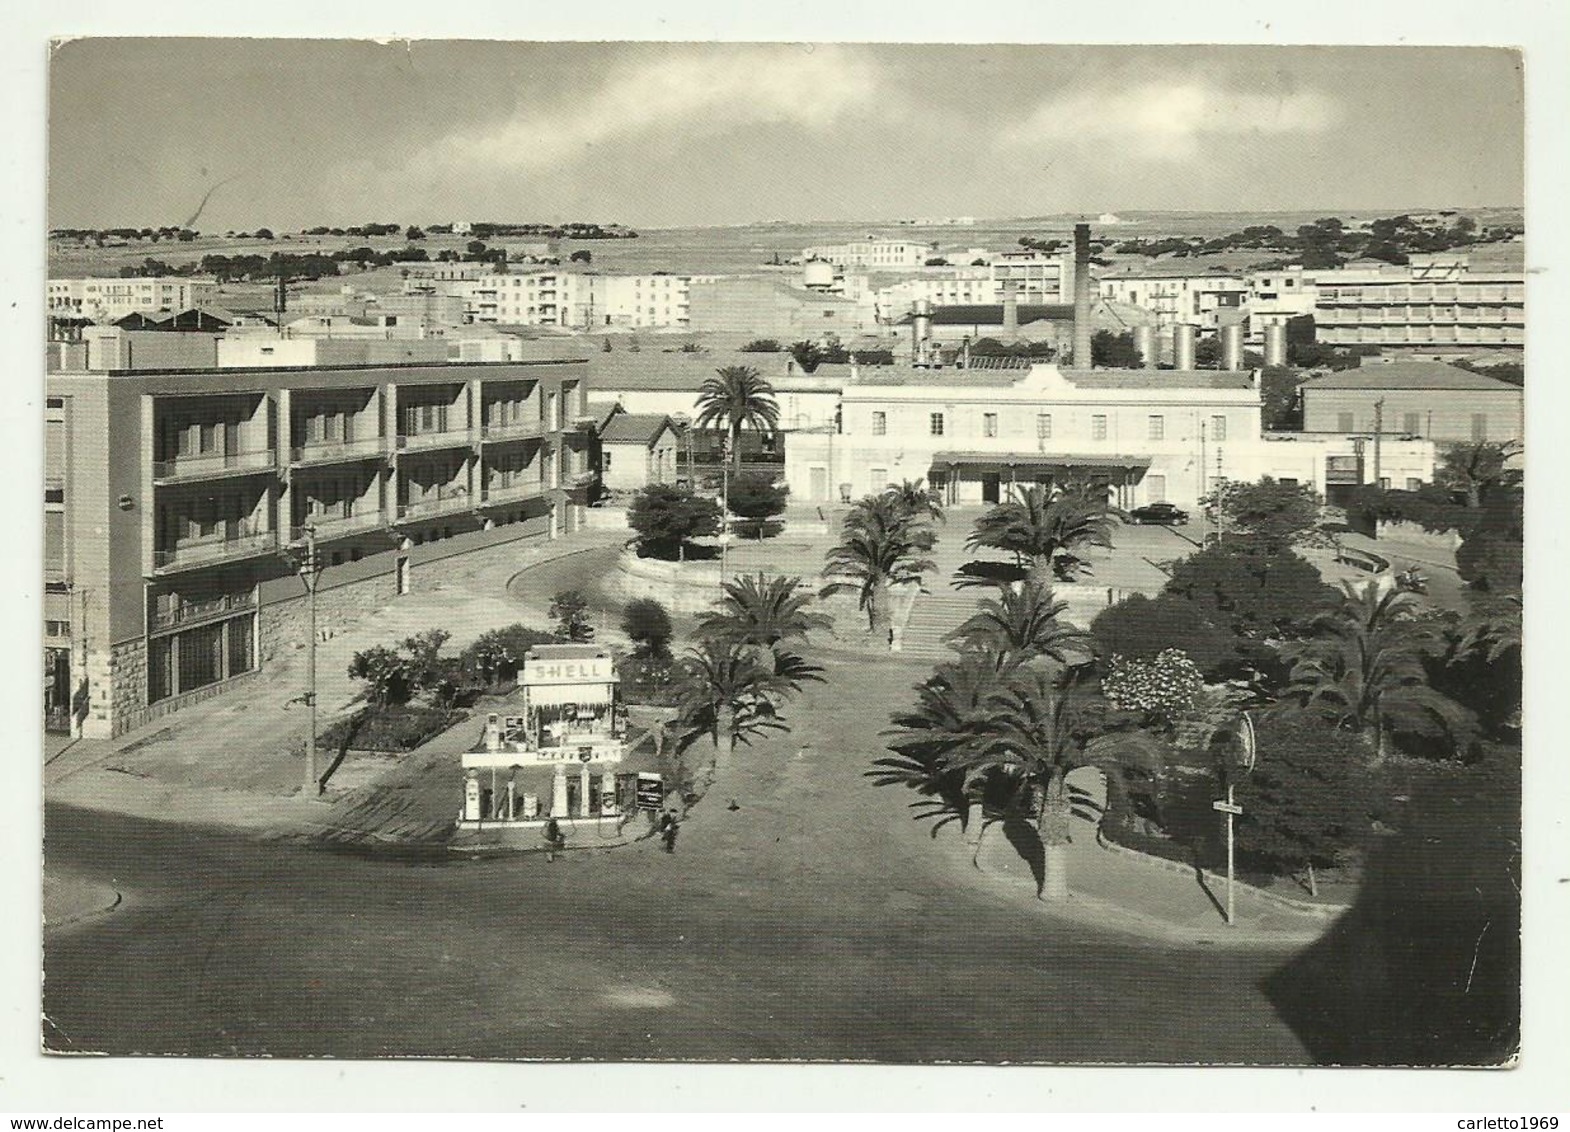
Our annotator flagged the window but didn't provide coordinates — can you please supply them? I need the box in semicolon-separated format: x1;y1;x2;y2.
1091;415;1107;441
603;452;612;471
1337;412;1355;432
929;412;945;436
1211;415;1226;442
1471;414;1488;441
1379;477;1392;490
1036;414;1052;440
1148;415;1165;441
1406;477;1422;491
983;413;998;438
871;411;887;436
1403;412;1421;435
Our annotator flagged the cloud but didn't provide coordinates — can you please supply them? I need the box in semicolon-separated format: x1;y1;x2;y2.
414;44;887;174
998;77;1341;160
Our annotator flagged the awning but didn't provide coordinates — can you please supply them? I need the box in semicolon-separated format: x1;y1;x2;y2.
929;452;1153;471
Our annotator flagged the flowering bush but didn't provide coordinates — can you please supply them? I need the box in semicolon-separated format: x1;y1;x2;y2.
1101;648;1204;724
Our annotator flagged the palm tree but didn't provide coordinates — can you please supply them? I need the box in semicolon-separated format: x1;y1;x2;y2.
884;478;945;525
821;494;936;633
875;652;1002;837
693;365;780;472
965;481;1114;584
694;573;833;650
672;637;822;773
1282;580;1474;762
945;663;1164;901
945;578;1094;671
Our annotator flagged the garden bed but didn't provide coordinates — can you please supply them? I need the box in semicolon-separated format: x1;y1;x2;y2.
319;704;468;754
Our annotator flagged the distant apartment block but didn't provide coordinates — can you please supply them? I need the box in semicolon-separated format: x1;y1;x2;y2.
1308;260;1524;351
44;357;598;740
48;277;218;324
802;238;935;270
877;254;1075;318
1098;272;1247;331
1244;257;1524;352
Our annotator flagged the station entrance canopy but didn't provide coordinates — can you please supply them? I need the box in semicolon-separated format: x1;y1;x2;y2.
927;451;1152;507
929;452;1152;473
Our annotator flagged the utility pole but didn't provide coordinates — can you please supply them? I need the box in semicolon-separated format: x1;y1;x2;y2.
1373;397;1385;489
298;525;323;796
720;435;730;591
1197;418;1209;541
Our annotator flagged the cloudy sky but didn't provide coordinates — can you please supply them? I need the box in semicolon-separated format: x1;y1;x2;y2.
48;40;1523;231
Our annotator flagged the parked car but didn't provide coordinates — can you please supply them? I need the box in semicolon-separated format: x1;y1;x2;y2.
1128;502;1190;526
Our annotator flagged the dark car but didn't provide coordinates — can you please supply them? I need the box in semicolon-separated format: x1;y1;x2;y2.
1128;502;1189;526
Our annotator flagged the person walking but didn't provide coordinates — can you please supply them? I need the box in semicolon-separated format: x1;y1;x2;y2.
659;812;680;854
543;817;565;862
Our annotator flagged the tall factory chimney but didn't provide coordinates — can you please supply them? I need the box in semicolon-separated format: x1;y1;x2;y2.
1073;223;1093;367
912;299;933;367
1001;281;1019;342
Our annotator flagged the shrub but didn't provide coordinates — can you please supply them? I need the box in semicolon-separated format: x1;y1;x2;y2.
740;339;782;353
549;590;595;642
1101;649;1205;725
459;624;557;686
627;483;723;561
622;598;674;657
347;645;412;707
1090;593;1236;677
726;473;788;538
619;652;680;706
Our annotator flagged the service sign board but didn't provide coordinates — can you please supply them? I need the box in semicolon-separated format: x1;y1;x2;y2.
524;656;615;686
636;773;665;812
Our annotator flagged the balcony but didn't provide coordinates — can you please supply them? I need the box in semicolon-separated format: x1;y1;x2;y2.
152;447;276;485
149;591;256;633
151;530;279;575
479;419;545;444
288;509;389;545
290;436;387;467
396;429;474;453
396;488;474;521
479;481;545;506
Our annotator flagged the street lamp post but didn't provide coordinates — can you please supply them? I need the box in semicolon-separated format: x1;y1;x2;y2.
298;525;323;795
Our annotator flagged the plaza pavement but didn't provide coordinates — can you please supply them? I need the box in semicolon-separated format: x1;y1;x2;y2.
43;513;1356;949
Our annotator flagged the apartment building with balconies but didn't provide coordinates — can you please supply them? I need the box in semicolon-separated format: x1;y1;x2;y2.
44;357;595;740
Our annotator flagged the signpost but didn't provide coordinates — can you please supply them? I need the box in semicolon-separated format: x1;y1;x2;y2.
1212;712;1256;927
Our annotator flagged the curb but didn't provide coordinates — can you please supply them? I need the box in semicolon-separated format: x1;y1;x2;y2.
1095;829;1352;919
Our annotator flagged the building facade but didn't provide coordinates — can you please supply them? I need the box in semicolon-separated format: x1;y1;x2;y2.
876;253;1074;318
802;238;935;270
1300;362;1525;448
1098;272;1248;331
44;357;598;740
48;277;219;324
783;362;1433;511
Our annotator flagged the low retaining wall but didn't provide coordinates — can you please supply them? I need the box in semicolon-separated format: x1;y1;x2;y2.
1095;828;1352;919
605;550;724;614
1375;519;1464;555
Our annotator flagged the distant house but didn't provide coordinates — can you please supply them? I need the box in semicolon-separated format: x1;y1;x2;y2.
1299;362;1524;455
595;405;681;492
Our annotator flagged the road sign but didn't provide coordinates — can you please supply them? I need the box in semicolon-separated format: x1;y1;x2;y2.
1212;800;1243;815
1239;711;1257;771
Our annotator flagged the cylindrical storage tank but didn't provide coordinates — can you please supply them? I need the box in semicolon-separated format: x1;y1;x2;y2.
1263;320;1288;368
1173;325;1196;371
1221;323;1245;371
1133;325;1156;369
802;260;834;289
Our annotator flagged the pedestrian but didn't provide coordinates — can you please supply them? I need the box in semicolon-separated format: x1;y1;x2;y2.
660;813;680;854
543;817;564;862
